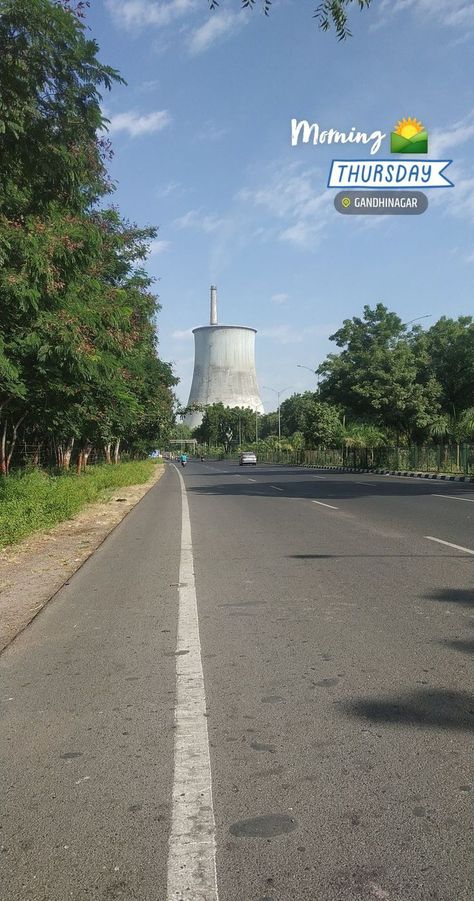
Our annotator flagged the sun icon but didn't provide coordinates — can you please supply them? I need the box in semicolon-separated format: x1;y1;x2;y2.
394;117;424;140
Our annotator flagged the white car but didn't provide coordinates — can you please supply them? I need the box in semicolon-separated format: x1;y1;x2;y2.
239;452;257;465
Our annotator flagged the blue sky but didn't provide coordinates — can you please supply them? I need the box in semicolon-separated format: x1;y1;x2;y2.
87;0;474;410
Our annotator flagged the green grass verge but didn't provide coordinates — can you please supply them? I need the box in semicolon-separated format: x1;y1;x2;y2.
0;460;159;550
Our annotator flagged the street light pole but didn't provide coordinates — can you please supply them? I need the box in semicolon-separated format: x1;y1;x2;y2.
297;363;320;394
262;386;292;444
402;314;432;327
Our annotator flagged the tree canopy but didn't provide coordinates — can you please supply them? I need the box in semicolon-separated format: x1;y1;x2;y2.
193;403;257;452
0;0;176;473
317;304;442;439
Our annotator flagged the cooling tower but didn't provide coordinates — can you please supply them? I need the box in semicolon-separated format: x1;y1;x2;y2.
184;287;264;430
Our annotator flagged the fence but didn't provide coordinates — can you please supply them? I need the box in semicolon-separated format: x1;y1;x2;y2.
198;444;474;475
5;442;144;473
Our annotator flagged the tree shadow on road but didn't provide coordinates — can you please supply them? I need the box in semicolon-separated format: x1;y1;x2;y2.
440;639;474;655
288;553;472;559
341;688;474;733
186;469;474;505
427;587;474;607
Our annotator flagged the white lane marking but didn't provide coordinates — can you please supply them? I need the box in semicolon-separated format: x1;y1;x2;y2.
312;499;339;510
247;478;257;482
424;536;474;556
431;494;474;503
167;466;218;901
357;481;378;486
270;485;284;491
311;475;326;480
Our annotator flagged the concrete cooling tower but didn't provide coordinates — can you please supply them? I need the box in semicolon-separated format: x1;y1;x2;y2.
184;286;264;430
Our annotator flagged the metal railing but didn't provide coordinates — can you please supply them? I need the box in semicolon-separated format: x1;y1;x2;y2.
254;444;474;475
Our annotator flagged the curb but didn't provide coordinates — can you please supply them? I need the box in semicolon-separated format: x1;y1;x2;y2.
301;465;474;482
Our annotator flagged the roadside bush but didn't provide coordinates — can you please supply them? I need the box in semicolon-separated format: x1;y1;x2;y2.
0;461;157;548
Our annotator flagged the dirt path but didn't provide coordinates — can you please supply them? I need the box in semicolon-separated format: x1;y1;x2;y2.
0;464;165;653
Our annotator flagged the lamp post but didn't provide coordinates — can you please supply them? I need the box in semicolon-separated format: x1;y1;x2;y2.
403;314;431;327
262;385;292;443
297;363;320;393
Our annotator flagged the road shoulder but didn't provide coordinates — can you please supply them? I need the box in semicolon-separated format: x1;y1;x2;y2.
0;463;165;653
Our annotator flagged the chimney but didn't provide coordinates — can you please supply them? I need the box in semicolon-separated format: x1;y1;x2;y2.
210;285;218;325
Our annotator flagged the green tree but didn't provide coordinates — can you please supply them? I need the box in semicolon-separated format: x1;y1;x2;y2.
0;1;176;472
318;304;441;440
343;422;387;464
280;392;344;447
418;317;474;418
429;407;474;470
195;404;256;452
0;0;121;216
258;411;279;439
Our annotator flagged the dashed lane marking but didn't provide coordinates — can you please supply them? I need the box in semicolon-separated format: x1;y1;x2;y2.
424;536;474;556
311;500;339;510
431;494;474;503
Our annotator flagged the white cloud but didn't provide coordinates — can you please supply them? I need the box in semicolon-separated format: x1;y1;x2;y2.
439;173;474;222
173;209;226;233
240;162;333;250
259;325;304;344
429;110;474;156
194;121;229;143
107;109;171;137
172;329;194;340
375;0;474;31
424;112;474;226
271;293;289;305
188;10;249;54
138;79;160;92
149;239;171;255
106;0;198;30
156;180;183;199
258;322;336;345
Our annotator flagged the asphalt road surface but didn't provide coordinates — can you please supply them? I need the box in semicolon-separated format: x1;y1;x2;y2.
1;461;473;901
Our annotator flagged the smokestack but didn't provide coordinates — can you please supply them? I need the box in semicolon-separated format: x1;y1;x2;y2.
210;285;218;325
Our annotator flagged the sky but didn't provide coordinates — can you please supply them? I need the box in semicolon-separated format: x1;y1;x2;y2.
86;0;474;411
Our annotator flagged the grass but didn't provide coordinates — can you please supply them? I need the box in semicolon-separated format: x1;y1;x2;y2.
0;460;159;549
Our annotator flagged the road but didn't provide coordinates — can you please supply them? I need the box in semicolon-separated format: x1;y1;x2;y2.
1;462;472;901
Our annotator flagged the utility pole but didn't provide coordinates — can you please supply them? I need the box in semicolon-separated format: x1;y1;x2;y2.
262;386;292;443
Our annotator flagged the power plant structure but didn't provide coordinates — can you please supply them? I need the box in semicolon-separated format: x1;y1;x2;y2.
184;286;264;430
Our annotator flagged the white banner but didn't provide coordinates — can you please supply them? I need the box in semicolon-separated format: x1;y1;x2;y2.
328;159;453;189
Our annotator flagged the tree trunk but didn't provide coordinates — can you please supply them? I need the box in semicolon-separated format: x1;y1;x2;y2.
82;443;92;469
0;419;7;476
104;442;112;464
113;438;121;464
32;443;42;467
62;437;75;471
5;415;25;475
